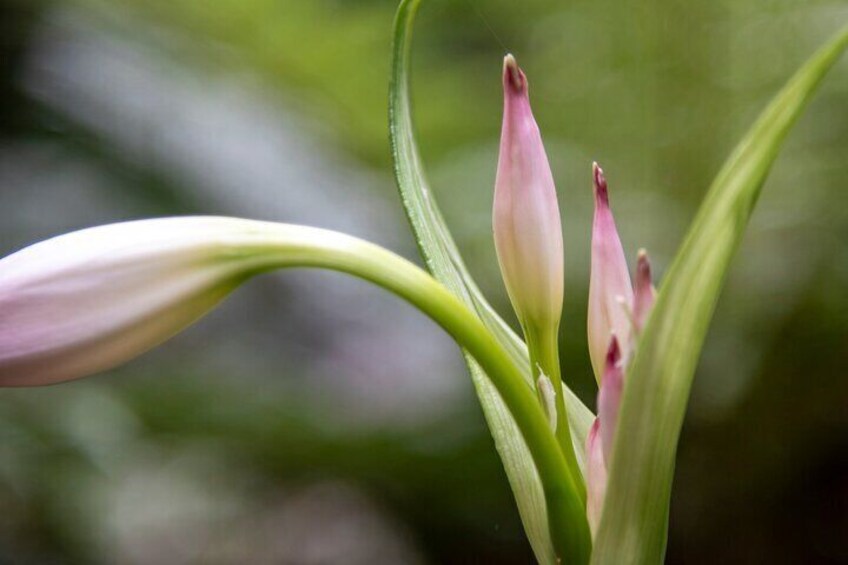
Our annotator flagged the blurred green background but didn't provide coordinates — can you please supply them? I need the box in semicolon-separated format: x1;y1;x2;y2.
1;0;847;563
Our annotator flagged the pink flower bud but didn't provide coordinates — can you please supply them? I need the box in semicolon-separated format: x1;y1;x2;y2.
493;54;564;334
585;337;624;537
588;163;632;381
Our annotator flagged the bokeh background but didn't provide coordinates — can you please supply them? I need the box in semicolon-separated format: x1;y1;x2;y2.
1;0;847;563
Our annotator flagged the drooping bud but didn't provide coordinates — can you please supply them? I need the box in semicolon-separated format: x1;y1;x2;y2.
0;217;290;386
585;418;607;538
587;163;633;382
632;249;656;333
493;54;564;335
597;337;624;466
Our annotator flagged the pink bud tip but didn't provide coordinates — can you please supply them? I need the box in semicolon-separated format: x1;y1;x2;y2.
592;162;609;206
633;249;657;332
605;335;621;370
502;54;527;94
636;249;651;281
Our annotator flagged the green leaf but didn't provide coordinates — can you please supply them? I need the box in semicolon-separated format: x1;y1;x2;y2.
389;1;593;562
593;25;848;565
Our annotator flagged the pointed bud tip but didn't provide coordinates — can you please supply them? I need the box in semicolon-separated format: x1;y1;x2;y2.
592;162;609;205
605;335;621;367
588;417;601;443
633;248;657;332
502;53;526;93
635;249;655;295
636;249;652;276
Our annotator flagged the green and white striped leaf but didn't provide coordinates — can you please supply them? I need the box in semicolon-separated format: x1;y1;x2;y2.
389;1;593;562
593;25;848;565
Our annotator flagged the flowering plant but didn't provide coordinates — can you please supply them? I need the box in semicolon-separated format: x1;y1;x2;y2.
1;1;846;563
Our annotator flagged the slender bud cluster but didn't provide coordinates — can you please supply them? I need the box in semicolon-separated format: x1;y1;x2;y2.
490;57;660;528
585;164;657;536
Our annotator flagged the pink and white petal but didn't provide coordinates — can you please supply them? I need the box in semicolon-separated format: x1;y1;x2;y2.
588;163;633;382
0;217;295;386
493;55;564;333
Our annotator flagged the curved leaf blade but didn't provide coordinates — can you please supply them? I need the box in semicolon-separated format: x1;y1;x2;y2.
593;25;848;565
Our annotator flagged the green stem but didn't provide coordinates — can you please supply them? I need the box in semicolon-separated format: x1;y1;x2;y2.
238;222;592;563
526;324;586;504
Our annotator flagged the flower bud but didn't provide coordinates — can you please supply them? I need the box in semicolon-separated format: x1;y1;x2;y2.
632;248;656;333
493;54;564;334
0;217;285;386
597;337;623;465
585;337;623;537
588;163;633;381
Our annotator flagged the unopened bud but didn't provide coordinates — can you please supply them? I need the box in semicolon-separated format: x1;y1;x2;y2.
493;54;564;335
588;163;632;381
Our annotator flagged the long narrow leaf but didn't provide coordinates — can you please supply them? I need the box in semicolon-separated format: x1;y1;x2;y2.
593;25;848;565
389;1;593;562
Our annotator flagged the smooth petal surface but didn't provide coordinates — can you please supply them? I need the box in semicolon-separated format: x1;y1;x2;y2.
493;54;564;333
588;163;633;382
0;217;271;385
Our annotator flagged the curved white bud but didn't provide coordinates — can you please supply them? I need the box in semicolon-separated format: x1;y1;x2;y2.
0;217;306;386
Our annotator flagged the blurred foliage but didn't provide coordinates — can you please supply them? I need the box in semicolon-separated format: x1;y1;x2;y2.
0;0;847;563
